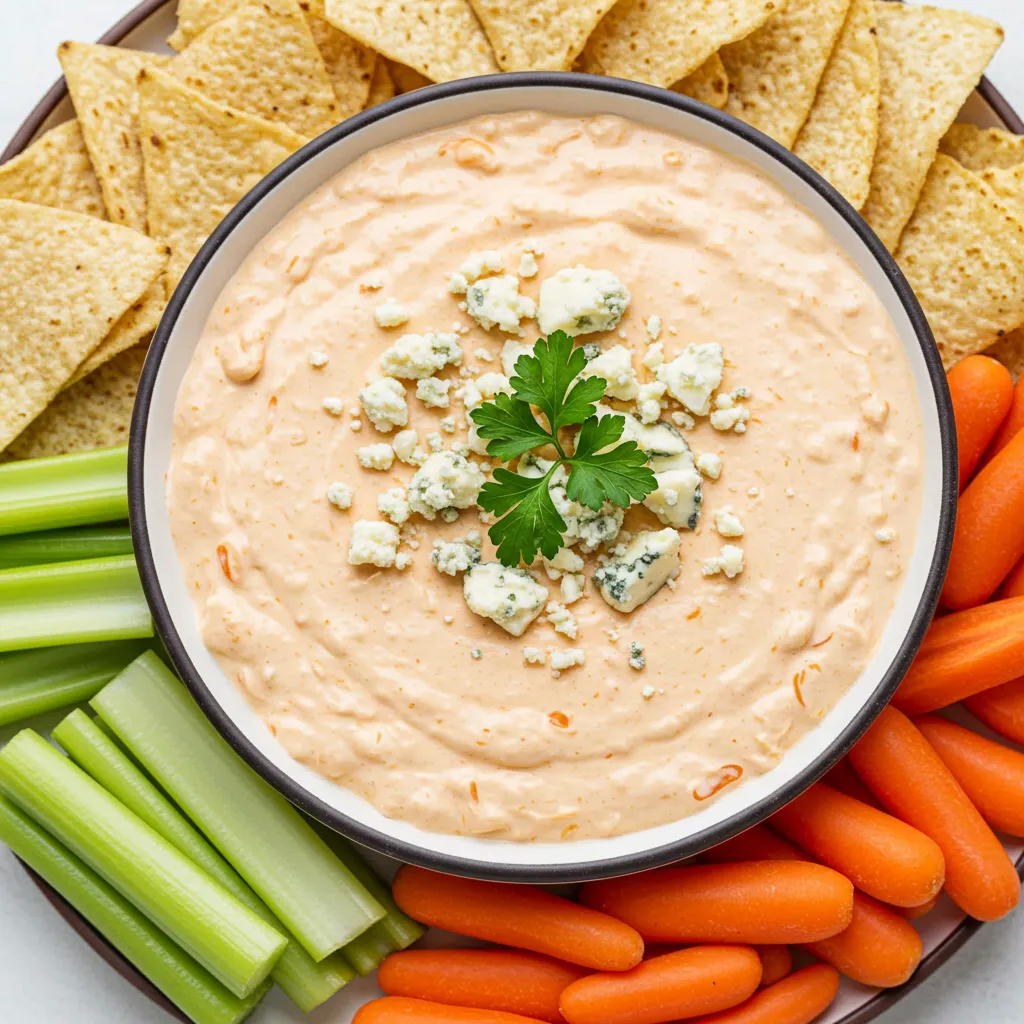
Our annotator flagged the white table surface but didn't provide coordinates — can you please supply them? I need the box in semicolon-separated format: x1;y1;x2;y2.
3;1;1024;1021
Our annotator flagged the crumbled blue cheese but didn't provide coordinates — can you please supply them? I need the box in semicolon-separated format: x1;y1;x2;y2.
656;343;724;416
307;350;329;368
361;272;384;291
380;331;463;379
547;465;624;552
378;486;410;524
415;377;450;408
470;647;482;659
542;547;585;580
713;507;744;538
629;641;646;671
523;646;547;666
537;266;630;337
448;272;469;295
374;298;409;328
326;482;352;509
596;404;689;458
348;520;400;567
518;250;539;278
546;601;579;639
466;275;536;334
560;573;586;605
671;410;695;430
550;648;585;676
408;451;486;519
875;528;895;544
710;403;751;433
641;684;656;699
635;381;668;424
695;452;722;479
643;450;702;530
580;344;639;400
645;316;662;342
463;562;548;636
702;545;745;578
594;528;681;612
358;378;408;432
357;443;395;470
426;431;443;453
500;339;533;377
395;552;412;570
439;416;456;433
642;341;664;370
460;250;505;281
393;428;427;466
431;538;481;576
322;396;344;416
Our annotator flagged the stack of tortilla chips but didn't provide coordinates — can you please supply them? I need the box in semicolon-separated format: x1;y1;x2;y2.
0;0;1021;459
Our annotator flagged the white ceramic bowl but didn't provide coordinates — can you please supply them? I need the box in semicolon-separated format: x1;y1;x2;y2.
130;73;956;882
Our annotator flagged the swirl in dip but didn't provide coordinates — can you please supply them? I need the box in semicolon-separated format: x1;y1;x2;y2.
168;112;923;842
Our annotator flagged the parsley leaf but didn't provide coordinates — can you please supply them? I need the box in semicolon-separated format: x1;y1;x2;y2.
471;392;553;461
567;416;656;511
478;469;565;566
510;330;603;432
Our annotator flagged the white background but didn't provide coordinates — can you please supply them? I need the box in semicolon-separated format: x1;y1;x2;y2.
2;1;1024;1021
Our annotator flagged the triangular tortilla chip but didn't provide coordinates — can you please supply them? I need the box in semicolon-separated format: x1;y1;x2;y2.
977;163;1024;217
0;200;167;450
169;0;244;49
386;59;432;93
580;0;780;89
792;0;878;209
720;0;851;147
0;120;106;219
468;0;615;72
7;345;148;460
861;3;1003;252
672;54;729;110
323;0;497;82
138;67;305;288
365;55;396;107
299;0;375;117
988;328;1024;380
940;123;1024;173
170;0;339;138
895;156;1024;369
58;42;169;232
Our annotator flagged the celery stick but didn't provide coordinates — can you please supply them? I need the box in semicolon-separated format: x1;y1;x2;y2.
92;652;387;961
0;641;147;727
0;523;133;570
54;710;355;1012
0;555;152;652
0;730;287;997
0;446;128;536
0;796;268;1024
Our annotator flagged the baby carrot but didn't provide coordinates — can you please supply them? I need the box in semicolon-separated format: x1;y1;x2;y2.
916;714;1024;838
947;355;1014;490
822;758;881;808
377;949;588;1024
895;894;941;920
915;596;1024;653
391;867;643;972
754;946;791;988
997;555;1024;599
354;996;549;1024
682;965;840;1024
965;676;1024;745
578;862;853;945
849;706;1021;921
701;825;801;864
558;946;762;1024
988;373;1024;458
942;427;1024;609
770;782;945;907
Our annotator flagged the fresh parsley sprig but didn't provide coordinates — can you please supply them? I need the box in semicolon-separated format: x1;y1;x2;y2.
470;330;656;567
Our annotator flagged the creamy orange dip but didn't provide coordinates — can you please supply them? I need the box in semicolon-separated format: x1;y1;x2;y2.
168;112;923;842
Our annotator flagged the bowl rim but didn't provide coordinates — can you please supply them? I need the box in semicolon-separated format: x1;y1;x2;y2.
129;70;957;882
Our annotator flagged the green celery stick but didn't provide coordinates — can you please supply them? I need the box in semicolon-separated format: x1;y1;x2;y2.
0;446;128;536
0;730;287;997
0;555;152;652
0;796;268;1024
92;652;387;961
0;641;148;727
53;710;355;1012
0;523;133;570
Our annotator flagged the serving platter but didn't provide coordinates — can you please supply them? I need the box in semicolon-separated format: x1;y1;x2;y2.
4;1;1024;1022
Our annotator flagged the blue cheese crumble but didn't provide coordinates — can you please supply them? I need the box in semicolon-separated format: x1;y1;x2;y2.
357;443;395;470
710;390;751;433
358;378;408;432
643;450;703;530
374;298;410;328
695;452;723;479
431;538;482;576
416;377;451;408
546;601;579;639
466;275;537;335
656;342;724;416
594;528;681;612
537;266;630;337
326;482;352;509
378;486;410;524
629;641;646;671
463;562;548;636
550;648;585;676
408;451;486;520
702;545;745;579
713;507;745;538
348;520;400;567
380;331;463;379
580;344;639;400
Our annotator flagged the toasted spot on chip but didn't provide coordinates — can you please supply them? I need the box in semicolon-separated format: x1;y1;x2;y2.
672;53;729;110
861;3;1003;252
896;156;1024;369
940;122;1024;173
0;200;167;452
581;0;781;90
299;0;375;117
138;66;305;288
720;0;852;148
792;0;878;210
364;55;397;107
323;0;498;82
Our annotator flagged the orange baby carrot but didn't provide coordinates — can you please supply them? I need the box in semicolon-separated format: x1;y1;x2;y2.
822;758;881;808
770;782;945;907
378;950;589;1024
391;867;643;972
997;554;1024;599
947;355;1014;490
754;946;792;988
558;946;762;1024
700;824;804;865
849;706;1021;921
895;893;941;920
965;676;1024;745
353;997;549;1024
683;965;840;1024
578;862;853;945
915;596;1024;653
942;427;1024;609
916;714;1024;838
988;373;1024;458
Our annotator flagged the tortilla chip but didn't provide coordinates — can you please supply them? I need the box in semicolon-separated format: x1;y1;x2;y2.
7;346;148;460
468;0;615;72
988;328;1024;380
365;56;396;107
170;0;339;138
169;0;244;49
672;53;729;110
720;0;851;148
299;0;375;117
792;0;878;209
977;163;1024;216
940;122;1024;172
386;59;433;93
861;3;1003;252
138;67;305;288
0;200;167;451
0;120;106;219
323;0;498;81
580;0;780;89
895;156;1024;369
58;42;169;232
